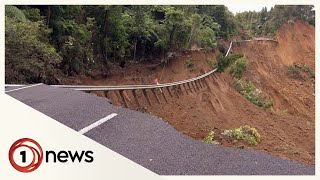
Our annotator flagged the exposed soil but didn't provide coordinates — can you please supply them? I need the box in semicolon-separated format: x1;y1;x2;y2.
76;21;315;165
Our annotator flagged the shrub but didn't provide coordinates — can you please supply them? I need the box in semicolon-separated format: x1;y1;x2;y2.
234;80;273;109
229;57;246;79
203;131;220;145
216;53;244;72
186;58;195;71
300;65;315;78
287;65;302;79
222;125;261;145
286;64;315;79
5;16;62;84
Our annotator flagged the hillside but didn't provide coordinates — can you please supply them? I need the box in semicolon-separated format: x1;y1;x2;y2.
83;21;315;165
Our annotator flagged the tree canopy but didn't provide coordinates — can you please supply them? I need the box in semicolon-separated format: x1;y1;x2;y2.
5;5;315;84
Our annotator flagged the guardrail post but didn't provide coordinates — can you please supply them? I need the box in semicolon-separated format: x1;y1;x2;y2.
202;78;206;87
142;89;152;106
194;81;200;91
213;73;217;79
160;88;168;103
198;80;203;88
210;74;215;81
173;86;179;98
119;90;128;108
104;91;109;98
203;78;209;88
191;82;197;91
114;90;122;104
182;83;188;95
187;83;193;93
131;90;140;107
178;85;184;95
166;87;173;97
151;89;161;104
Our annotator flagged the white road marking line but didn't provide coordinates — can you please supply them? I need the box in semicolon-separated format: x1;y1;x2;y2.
5;84;25;87
78;113;118;134
5;83;43;93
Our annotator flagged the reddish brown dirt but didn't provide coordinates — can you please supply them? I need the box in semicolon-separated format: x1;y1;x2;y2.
80;49;217;86
78;21;315;165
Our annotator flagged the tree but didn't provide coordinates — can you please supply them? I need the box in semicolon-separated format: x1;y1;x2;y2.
5;16;61;84
124;6;155;61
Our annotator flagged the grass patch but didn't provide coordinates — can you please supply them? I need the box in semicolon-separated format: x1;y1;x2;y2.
222;125;261;146
186;58;195;72
234;80;273;109
203;131;220;145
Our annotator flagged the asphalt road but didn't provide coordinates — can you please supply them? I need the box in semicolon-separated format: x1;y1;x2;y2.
6;84;315;175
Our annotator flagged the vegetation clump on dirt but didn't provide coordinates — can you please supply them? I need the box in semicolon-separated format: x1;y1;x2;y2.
203;131;220;145
286;64;315;79
229;57;246;81
185;58;195;71
222;125;261;145
234;80;273;109
215;53;244;72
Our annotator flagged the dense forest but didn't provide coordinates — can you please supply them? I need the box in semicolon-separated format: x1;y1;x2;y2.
5;5;315;84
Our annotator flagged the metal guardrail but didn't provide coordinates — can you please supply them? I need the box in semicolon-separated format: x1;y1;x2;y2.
51;38;276;91
5;38;277;107
52;68;217;91
52;38;277;91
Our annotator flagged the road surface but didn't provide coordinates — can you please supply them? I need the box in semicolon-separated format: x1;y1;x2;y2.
5;84;315;175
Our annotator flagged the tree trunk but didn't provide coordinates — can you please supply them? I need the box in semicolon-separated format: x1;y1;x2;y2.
103;9;108;62
188;26;194;48
169;25;176;49
133;39;137;61
47;6;51;28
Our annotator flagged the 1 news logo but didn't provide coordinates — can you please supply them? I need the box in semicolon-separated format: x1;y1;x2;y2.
9;138;43;173
9;138;94;173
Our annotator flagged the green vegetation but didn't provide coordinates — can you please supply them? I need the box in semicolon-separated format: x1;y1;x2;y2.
5;16;61;84
5;5;27;22
222;125;261;145
236;5;315;37
300;65;315;78
229;57;246;80
287;65;302;79
286;64;315;79
5;5;315;84
203;131;220;145
216;53;244;72
185;58;195;71
206;58;214;68
234;80;273;109
5;5;237;84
